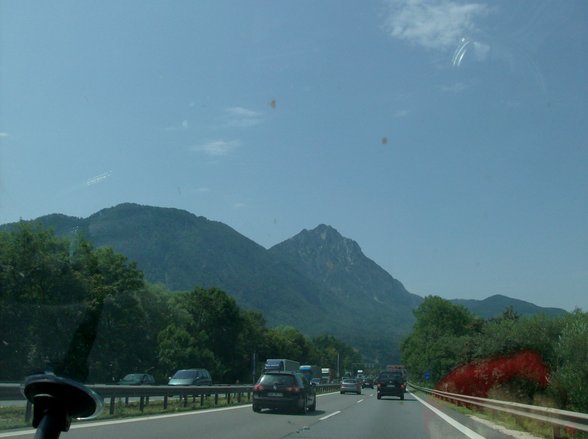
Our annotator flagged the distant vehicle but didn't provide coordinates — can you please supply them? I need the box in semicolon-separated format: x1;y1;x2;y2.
118;373;155;385
167;368;212;386
263;359;300;373
376;370;406;400
299;364;322;382
310;378;321;386
321;367;334;383
252;371;316;414
386;364;407;379
362;377;374;389
340;378;361;395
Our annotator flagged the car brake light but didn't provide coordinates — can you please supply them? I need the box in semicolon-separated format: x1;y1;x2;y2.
254;384;264;392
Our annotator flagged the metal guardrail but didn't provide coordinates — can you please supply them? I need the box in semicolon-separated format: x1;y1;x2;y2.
1;382;341;421
409;382;588;438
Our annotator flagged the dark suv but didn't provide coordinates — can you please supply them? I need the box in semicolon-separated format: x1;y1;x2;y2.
376;371;406;400
252;371;316;414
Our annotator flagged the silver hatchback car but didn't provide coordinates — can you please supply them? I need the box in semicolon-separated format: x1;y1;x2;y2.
340;378;361;395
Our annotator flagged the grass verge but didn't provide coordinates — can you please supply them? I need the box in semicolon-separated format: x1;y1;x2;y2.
421;392;588;439
0;396;251;432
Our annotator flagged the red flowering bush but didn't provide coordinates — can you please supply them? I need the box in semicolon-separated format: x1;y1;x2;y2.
436;350;549;399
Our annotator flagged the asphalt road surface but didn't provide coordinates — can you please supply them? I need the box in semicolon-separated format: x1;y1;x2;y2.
0;390;526;439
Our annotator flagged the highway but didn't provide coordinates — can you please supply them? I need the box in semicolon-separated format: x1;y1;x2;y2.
0;390;525;439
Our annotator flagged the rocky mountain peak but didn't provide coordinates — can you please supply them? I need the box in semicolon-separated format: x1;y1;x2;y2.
271;224;365;275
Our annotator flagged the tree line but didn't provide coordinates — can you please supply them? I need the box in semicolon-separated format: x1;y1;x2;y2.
401;296;588;413
0;223;361;384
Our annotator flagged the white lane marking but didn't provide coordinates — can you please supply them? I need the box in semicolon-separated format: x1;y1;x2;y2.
357;399;364;403
0;431;36;438
320;410;341;421
411;392;486;439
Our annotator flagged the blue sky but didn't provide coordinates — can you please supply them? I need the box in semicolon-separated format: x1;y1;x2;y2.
1;0;587;311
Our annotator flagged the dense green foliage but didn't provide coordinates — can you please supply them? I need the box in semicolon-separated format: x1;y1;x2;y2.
2;204;567;369
7;204;424;365
401;296;588;412
0;223;360;384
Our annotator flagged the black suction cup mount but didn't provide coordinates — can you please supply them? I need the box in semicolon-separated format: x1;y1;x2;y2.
22;373;103;438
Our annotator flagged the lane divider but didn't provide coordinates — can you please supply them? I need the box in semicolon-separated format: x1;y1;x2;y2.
410;392;485;439
320;410;341;421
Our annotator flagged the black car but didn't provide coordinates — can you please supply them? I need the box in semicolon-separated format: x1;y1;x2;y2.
362;378;374;389
376;371;406;400
252;371;316;414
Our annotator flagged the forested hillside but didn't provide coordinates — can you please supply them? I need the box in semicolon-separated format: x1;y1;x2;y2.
0;223;361;384
0;203;569;366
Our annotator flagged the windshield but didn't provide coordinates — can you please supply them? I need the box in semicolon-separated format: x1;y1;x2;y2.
1;1;587;438
172;371;198;379
121;374;142;381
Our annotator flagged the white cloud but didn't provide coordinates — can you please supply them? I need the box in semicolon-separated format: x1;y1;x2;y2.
191;139;241;156
225;106;263;128
233;202;246;209
384;0;489;51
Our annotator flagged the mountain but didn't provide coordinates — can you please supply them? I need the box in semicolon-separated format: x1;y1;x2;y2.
451;294;568;319
11;204;333;332
7;204;419;361
1;203;568;363
268;224;423;362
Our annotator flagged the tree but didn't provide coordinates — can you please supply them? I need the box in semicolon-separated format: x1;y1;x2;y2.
157;324;217;378
55;246;146;381
266;326;311;361
401;296;480;383
549;310;588;412
172;288;244;382
0;224;88;379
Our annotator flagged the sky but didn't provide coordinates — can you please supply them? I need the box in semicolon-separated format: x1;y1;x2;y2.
1;0;587;311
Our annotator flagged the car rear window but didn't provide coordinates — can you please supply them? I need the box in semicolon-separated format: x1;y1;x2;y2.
259;374;296;386
379;372;402;380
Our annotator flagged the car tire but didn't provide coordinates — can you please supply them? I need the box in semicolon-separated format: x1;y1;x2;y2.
309;398;316;412
299;396;307;414
340;391;344;394
252;405;261;413
377;393;381;400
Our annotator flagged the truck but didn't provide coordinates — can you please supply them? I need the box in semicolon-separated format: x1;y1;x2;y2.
299;365;322;383
321;367;334;384
263;359;300;373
